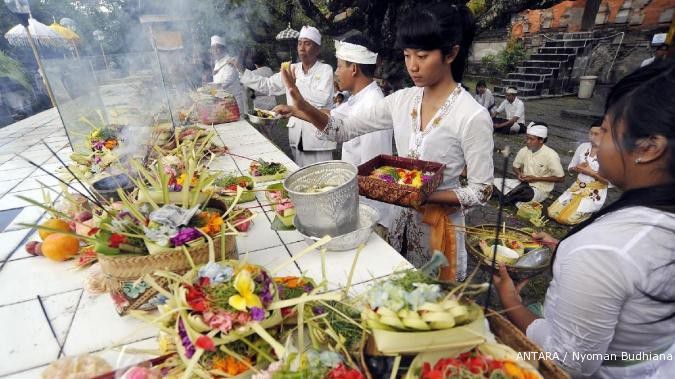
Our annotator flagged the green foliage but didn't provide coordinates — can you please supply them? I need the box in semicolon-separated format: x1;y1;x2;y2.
0;51;32;92
467;0;487;16
480;39;528;76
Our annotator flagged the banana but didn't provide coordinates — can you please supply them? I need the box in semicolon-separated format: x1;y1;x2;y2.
398;309;421;320
379;316;406;329
419;302;444;312
367;318;393;331
376;307;398;318
362;308;379;321
421;312;455;324
478;343;519;361
430;321;456;329
449;305;469;323
441;299;460;310
401;317;431;331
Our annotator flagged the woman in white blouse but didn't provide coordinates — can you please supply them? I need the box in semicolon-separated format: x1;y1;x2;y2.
275;3;494;281
495;62;675;378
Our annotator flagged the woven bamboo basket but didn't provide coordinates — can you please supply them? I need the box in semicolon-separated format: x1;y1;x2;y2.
357;155;445;208
99;198;238;316
465;224;551;281
488;311;570;379
99;233;236;316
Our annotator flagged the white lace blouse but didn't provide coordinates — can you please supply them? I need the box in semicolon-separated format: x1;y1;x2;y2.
527;207;675;378
318;86;494;209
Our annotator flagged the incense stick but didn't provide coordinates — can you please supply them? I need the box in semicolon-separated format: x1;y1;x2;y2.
225;151;259;162
41;141;108;207
16;154;107;211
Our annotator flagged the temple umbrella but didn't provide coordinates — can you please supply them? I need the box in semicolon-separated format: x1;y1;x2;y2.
49;22;81;57
275;23;298;61
4;18;65;48
4;17;63;105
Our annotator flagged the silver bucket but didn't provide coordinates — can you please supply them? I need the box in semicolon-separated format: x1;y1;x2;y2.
283;161;359;237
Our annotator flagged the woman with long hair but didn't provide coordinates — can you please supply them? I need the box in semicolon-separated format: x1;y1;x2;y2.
274;2;494;281
495;61;675;378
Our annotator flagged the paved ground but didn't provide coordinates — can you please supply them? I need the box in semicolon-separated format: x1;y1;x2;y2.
258;95;620;306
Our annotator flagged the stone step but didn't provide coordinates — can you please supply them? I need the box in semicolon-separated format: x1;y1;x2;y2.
522;60;564;68
493;86;539;97
517;66;559;75
507;72;552;81
537;46;580;55
542;39;590;48
501;79;544;90
529;53;576;62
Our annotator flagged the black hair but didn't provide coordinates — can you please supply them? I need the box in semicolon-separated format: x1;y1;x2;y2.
477;80;487;88
335;93;345;100
252;51;267;67
557;60;675;322
340;34;377;78
590;117;603;128
395;2;475;82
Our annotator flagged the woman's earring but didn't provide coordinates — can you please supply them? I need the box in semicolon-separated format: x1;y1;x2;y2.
635;158;641;164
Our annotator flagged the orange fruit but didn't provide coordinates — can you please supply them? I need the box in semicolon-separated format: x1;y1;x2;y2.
39;219;71;240
41;234;80;261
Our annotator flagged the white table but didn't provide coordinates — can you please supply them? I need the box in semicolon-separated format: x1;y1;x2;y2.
0;111;412;378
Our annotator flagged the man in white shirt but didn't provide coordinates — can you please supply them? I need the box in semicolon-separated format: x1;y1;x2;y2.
239;26;335;167
249;52;277;111
493;122;564;205
210;35;247;115
474;80;494;111
330;35;395;229
491;87;525;134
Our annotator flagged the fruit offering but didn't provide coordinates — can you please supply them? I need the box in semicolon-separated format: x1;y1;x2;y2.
370;166;433;189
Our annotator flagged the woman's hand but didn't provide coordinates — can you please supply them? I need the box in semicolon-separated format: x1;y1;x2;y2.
531;231;558;251
493;263;529;305
272;105;294;119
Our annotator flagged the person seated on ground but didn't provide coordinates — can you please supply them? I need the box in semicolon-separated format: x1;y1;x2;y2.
641;33;669;67
249;51;277;111
494;61;675;379
493;122;564;206
491;87;525;134
474;80;494;111
548;118;611;225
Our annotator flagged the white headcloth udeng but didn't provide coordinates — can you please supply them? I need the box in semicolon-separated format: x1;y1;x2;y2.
526;122;548;139
334;40;378;65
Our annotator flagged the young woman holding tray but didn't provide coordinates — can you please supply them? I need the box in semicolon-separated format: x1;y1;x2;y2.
494;62;675;378
274;3;494;281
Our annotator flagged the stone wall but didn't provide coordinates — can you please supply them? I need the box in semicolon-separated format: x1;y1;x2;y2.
511;0;674;38
469;41;509;63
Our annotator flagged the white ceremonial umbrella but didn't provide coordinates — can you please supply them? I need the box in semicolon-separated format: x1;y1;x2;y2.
4;17;65;48
275;23;298;61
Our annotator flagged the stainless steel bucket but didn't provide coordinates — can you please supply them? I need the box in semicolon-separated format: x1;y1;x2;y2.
283;161;359;237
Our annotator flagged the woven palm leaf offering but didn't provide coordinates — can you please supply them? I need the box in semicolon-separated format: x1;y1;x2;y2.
404;344;543;379
128;235;364;378
66;113;124;180
155;125;228;157
361;268;490;356
465;224;551;281
249;159;289;184
213;174;257;204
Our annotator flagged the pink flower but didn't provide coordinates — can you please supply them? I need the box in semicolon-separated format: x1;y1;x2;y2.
207;311;234;333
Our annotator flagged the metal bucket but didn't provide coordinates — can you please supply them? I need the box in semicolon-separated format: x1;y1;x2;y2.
283;161;359;237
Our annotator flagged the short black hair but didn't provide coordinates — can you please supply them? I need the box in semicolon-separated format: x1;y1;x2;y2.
477;80;487;88
335;93;345;100
252;51;267;66
340;34;377;78
395;2;475;82
590;117;603;128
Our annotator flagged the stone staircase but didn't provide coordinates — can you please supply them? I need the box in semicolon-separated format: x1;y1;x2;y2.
495;32;594;98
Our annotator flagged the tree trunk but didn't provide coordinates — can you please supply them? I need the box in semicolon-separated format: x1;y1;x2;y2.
581;0;601;31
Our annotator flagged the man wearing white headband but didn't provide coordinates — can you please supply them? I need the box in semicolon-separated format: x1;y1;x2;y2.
493;121;564;205
332;35;395;230
210;35;247;115
240;25;335;166
491;86;526;134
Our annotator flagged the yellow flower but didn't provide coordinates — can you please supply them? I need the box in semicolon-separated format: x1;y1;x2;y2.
200;212;224;235
228;270;262;311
